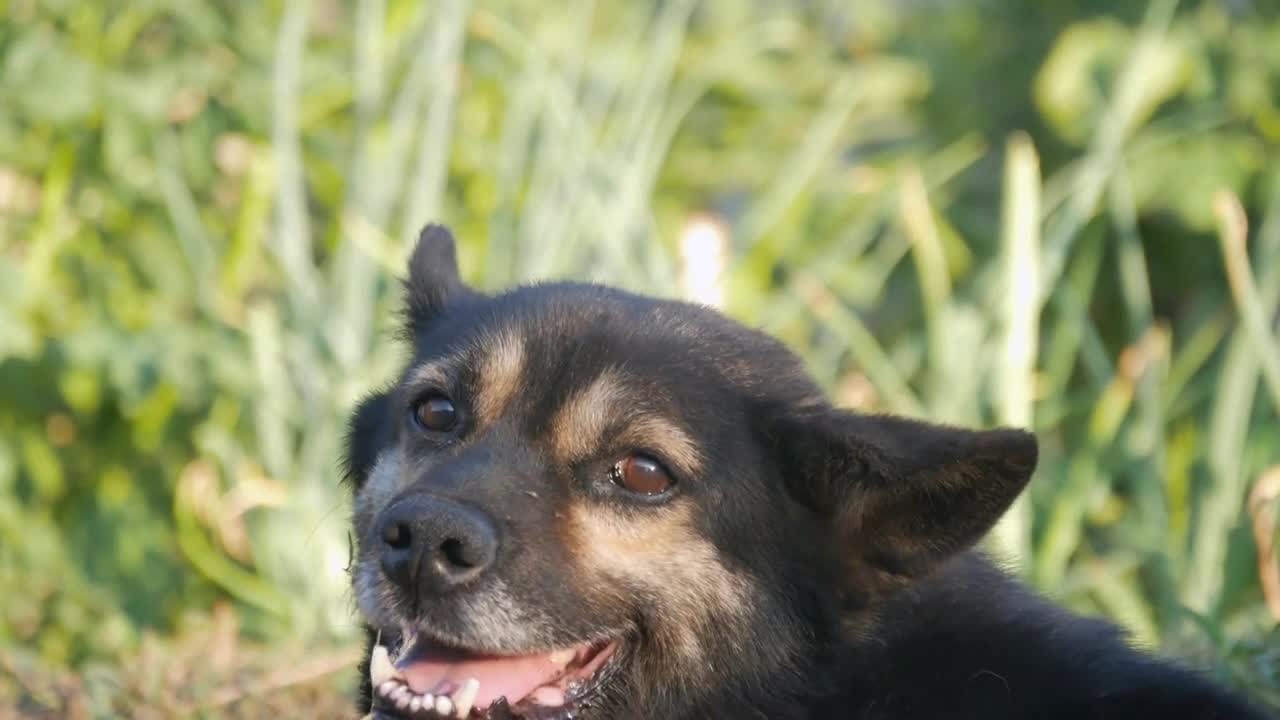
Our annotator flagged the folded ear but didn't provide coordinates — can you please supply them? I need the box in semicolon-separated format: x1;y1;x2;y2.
776;407;1037;601
403;224;478;335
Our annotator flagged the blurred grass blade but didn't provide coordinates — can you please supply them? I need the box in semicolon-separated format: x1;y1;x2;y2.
1041;230;1109;395
1215;190;1280;413
271;0;320;312
1249;467;1280;623
399;0;469;243
1039;0;1181;296
993;133;1041;570
326;0;388;371
174;461;288;616
900;167;951;311
1092;567;1160;648
900;166;953;417
1162;309;1230;413
247;303;294;481
1184;193;1280;613
1108;170;1169;604
1036;326;1163;588
739;73;863;250
154;130;216;314
794;272;924;417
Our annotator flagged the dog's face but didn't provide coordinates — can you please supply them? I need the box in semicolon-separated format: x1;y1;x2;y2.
345;226;1038;720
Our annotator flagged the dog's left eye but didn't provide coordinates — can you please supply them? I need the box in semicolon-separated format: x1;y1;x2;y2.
611;454;674;496
409;393;458;433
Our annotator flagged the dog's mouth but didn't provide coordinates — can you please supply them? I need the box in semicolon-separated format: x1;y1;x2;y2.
368;628;621;719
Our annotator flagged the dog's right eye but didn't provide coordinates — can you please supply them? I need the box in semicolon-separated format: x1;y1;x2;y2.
611;454;674;496
409;393;458;433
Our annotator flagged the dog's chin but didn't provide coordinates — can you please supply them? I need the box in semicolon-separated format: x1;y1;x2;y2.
367;624;626;720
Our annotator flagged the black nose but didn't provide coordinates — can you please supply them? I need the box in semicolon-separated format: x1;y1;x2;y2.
375;495;499;596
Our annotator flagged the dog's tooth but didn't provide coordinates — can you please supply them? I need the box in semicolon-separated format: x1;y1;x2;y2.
409;695;423;713
370;644;398;686
378;680;399;696
549;648;575;665
434;694;454;716
453;678;480;718
395;689;413;711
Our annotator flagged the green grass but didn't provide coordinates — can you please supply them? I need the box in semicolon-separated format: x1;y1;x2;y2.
1;0;1278;715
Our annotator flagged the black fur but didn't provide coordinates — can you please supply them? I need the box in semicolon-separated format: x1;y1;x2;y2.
343;225;1272;719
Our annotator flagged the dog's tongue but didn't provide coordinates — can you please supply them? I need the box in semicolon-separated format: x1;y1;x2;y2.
396;641;574;710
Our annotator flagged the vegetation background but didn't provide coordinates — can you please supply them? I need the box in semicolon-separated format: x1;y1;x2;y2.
2;0;1279;716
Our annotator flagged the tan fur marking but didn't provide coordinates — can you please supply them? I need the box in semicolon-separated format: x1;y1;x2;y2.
566;501;750;663
552;370;703;476
408;361;449;389
551;368;629;461
473;329;526;427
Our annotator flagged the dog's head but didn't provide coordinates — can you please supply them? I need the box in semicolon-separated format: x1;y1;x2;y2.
345;225;1038;719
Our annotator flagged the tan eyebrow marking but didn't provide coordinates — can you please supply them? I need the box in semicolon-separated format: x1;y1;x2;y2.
473;328;526;427
550;367;628;462
402;327;525;429
407;361;449;389
550;368;703;476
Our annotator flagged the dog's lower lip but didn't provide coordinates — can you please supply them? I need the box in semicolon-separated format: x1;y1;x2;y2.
370;632;621;718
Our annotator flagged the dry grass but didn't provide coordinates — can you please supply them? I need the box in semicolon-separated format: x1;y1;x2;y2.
0;604;358;719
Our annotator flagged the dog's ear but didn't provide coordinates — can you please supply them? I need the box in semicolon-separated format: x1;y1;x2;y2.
775;407;1037;599
404;224;478;334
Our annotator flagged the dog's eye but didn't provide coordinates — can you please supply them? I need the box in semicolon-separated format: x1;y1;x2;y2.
410;394;457;432
611;454;674;496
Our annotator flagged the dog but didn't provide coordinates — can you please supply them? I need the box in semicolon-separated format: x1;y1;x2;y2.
343;225;1272;719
